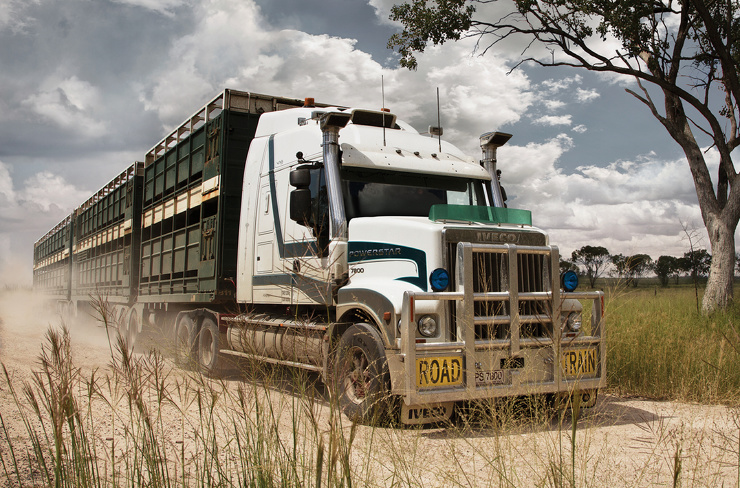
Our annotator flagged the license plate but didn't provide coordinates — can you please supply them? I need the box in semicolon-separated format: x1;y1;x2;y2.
416;356;463;388
562;348;598;376
475;369;505;386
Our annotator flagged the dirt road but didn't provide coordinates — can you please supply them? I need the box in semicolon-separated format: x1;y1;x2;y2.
0;290;738;487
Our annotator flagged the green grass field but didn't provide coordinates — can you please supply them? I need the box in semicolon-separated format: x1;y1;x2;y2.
605;284;740;404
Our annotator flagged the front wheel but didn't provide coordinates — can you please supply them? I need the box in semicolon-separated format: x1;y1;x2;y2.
333;323;390;424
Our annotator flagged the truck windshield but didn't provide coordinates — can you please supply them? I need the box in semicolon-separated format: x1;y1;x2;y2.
340;168;489;219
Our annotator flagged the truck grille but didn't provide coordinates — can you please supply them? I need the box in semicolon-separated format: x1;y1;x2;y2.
447;241;552;341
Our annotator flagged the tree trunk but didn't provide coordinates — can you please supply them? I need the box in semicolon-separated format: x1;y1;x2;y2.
658;92;739;314
701;216;735;313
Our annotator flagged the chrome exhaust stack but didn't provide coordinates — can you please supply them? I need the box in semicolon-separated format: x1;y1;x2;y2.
320;111;351;240
480;131;512;208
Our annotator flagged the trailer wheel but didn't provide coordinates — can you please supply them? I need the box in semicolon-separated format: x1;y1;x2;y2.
124;313;139;354
198;317;224;376
333;323;390;424
174;315;197;368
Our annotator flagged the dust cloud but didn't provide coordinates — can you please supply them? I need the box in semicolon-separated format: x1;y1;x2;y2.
0;289;122;371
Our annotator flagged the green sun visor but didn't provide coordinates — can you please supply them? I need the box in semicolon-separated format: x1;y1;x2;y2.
429;205;533;226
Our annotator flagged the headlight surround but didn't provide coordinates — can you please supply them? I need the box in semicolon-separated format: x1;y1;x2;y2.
417;315;439;337
566;312;582;332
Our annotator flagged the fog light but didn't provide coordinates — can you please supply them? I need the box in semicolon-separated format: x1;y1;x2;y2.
417;315;438;337
561;270;579;292
429;268;450;292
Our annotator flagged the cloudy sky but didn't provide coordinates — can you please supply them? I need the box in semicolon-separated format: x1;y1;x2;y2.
0;0;726;286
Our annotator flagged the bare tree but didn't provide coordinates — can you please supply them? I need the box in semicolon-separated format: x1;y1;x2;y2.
389;0;740;313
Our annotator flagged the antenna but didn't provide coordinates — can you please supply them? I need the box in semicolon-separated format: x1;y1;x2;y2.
382;75;387;147
436;87;442;153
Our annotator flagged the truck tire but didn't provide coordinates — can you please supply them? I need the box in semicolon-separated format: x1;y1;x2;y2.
174;315;197;368
333;323;390;424
198;317;224;376
124;313;139;354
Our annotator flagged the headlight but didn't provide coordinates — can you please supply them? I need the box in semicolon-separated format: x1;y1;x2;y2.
417;315;438;337
566;312;582;332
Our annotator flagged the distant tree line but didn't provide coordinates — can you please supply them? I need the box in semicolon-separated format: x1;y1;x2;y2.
560;246;719;289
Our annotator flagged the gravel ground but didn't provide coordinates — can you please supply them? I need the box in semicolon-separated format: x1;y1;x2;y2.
1;289;738;487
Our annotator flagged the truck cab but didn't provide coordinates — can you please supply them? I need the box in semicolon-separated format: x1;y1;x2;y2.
234;104;605;424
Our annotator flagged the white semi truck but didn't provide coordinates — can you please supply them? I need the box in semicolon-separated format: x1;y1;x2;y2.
34;89;605;425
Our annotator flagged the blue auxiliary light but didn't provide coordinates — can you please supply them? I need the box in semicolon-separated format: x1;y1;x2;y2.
561;270;579;292
430;268;450;292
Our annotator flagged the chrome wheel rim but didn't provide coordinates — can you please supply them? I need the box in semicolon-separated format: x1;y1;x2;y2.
343;346;371;405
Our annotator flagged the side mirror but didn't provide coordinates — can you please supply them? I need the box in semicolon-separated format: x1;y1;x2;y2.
290;167;311;188
289;166;313;226
290;188;313;226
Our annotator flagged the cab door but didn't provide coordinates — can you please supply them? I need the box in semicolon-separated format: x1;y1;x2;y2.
252;178;288;304
283;165;333;305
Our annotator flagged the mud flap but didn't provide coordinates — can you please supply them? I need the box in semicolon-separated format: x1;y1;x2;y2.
401;401;454;425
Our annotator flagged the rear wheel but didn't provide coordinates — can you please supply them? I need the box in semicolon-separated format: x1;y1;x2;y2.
333;323;390;424
198;317;224;376
123;313;139;353
174;315;197;368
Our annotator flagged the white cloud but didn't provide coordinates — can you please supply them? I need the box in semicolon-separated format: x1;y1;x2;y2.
543;100;566;111
139;1;533;155
20;171;90;212
22;76;108;137
498;140;712;258
0;160;88;220
134;0;718;261
3;0;725;284
367;0;398;26
576;87;600;102
110;0;188;16
0;160;15;202
0;0;38;33
541;75;583;94
0;159;89;286
534;114;572;126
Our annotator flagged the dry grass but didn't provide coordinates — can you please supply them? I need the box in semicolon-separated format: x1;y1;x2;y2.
0;288;739;487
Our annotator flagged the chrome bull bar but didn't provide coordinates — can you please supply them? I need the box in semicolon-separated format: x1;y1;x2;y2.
399;242;605;406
